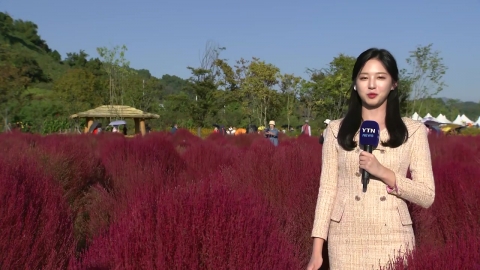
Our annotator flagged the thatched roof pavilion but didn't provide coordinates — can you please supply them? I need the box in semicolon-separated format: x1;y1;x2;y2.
70;105;159;135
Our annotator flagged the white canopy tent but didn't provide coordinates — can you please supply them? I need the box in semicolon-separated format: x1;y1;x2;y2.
460;114;474;124
411;112;422;121
452;115;465;126
424;113;433;118
475;116;480;126
436;114;451;124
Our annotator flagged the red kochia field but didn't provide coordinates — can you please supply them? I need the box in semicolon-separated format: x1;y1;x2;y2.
0;130;479;270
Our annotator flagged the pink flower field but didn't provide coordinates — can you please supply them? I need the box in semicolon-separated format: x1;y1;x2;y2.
0;130;479;269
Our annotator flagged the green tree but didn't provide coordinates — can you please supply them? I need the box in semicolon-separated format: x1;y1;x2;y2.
0;45;32;130
0;12;14;37
53;68;100;114
280;73;301;129
185;67;220;134
123;74;162;113
243;58;280;126
397;69;413;116
405;43;447;115
96;45;131;107
308;54;356;120
64;50;90;68
298;79;317;120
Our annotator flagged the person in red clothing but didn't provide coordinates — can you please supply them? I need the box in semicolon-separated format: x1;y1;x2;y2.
301;120;311;136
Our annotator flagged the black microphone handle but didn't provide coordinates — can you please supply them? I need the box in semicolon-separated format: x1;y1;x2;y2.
362;145;373;192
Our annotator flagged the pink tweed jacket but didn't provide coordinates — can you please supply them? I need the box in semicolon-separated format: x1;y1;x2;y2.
311;117;435;270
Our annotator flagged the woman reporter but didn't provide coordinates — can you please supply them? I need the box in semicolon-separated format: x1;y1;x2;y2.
307;48;435;270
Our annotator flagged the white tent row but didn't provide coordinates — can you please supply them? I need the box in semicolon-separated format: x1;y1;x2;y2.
410;112;478;127
475;116;480;126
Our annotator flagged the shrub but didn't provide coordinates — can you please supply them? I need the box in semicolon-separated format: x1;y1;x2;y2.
73;177;300;269
32;134;108;252
0;154;75;269
384;234;480;270
98;133;187;216
1;127;480;269
220;136;323;267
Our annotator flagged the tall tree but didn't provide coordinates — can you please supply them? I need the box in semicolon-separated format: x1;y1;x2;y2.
0;45;31;130
0;12;14;37
96;45;131;108
184;67;220;135
298;79;317;121
123;74;162;113
53;68;100;114
397;69;414;116
64;50;90;68
308;54;356;120
199;40;225;81
405;43;447;115
244;58;280;126
280;73;301;129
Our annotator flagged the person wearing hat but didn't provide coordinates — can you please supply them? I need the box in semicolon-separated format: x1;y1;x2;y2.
319;119;331;144
227;126;236;135
323;119;331;136
302;119;312;136
264;120;279;146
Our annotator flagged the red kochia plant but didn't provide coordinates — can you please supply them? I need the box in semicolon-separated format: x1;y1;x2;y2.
73;177;300;269
384;137;480;269
35;134;106;207
0;155;76;269
222;137;323;267
99;134;187;198
182;138;242;181
167;129;203;152
33;134;107;252
227;133;266;149
383;233;480;270
410;159;480;247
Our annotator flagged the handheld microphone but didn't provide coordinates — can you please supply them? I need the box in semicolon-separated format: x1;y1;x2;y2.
359;120;380;193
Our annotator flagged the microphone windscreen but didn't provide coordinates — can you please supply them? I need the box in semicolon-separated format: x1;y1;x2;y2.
359;120;380;146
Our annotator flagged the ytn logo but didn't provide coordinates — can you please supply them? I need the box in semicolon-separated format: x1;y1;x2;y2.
362;128;376;133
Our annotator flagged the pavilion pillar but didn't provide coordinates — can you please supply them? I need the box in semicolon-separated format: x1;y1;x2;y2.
85;117;94;133
139;118;146;136
134;118;140;135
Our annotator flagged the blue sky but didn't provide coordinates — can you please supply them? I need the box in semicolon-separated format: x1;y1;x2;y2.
3;0;480;102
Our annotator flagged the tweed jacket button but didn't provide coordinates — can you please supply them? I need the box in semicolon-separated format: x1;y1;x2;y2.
355;195;361;201
380;196;386;201
355;172;361;177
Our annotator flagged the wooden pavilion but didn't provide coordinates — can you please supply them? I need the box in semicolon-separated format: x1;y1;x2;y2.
70;105;159;135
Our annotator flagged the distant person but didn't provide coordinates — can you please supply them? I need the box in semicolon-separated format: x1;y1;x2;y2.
122;125;127;135
319;119;331;144
170;124;178;134
235;127;247;135
264;120;279;146
307;48;435;270
227;126;236;135
302;119;311;136
93;123;102;135
246;124;258;134
146;123;151;133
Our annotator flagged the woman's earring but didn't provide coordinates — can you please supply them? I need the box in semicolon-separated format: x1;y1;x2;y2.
354;86;357;91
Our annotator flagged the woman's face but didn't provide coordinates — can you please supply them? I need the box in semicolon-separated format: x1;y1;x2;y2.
355;58;396;109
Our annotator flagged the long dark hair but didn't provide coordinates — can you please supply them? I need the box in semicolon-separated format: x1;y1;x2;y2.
337;48;408;151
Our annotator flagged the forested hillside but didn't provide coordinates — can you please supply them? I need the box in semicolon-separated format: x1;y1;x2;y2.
1;12;479;134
